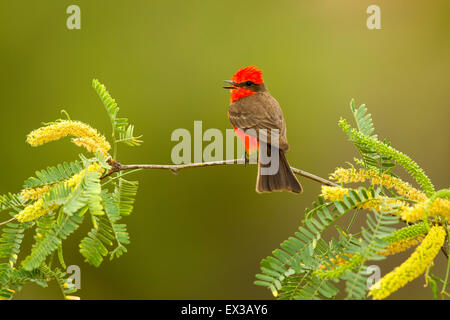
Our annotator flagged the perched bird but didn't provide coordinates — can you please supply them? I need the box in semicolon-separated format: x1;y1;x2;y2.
223;66;302;194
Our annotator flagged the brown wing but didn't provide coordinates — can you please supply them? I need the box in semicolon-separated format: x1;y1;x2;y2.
228;92;289;151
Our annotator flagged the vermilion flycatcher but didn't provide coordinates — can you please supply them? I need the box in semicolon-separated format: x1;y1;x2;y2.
223;66;302;194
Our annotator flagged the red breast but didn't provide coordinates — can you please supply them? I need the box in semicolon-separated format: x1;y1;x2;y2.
228;66;264;153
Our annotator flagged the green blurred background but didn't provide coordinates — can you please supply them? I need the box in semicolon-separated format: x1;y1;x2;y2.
0;0;448;299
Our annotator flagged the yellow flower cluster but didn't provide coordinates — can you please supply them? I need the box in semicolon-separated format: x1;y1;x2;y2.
71;137;109;156
329;168;450;224
16;199;57;223
400;198;450;223
21;185;51;201
26;120;111;155
369;225;446;300
432;198;450;219
320;186;406;212
318;253;354;270
379;235;424;256
321;186;350;202
330;168;427;202
16;163;103;223
65;162;103;189
315;254;364;279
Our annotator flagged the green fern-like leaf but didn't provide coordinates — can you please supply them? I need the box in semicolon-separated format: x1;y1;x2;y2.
85;171;104;216
118;124;143;146
0;221;26;298
21;211;84;271
341;204;399;299
278;272;339;300
0;223;25;265
79;185;133;267
92;79;142;147
350;99;375;137
79;217;111;267
342;266;372;300
23;161;83;189
93;79;127;137
28;213;57;261
0;193;25;212
348;100;395;172
114;179;138;216
106;189;130;258
92;79;119;124
346;207;398;260
42;181;75;208
0;266;48;300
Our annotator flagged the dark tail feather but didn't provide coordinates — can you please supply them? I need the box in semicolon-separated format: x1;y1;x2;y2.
256;149;302;194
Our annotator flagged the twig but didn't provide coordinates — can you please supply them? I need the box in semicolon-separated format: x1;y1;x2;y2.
442;241;449;259
101;158;339;187
290;167;339;187
0;216;17;226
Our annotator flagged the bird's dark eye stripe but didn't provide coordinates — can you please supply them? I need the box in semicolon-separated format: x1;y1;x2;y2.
245;81;254;86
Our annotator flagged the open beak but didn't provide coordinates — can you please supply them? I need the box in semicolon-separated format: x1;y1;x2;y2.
223;80;237;89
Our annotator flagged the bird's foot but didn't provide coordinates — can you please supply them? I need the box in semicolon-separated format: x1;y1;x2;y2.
242;154;249;166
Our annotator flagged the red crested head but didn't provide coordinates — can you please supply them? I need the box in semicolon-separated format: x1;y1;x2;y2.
225;66;265;103
231;66;263;84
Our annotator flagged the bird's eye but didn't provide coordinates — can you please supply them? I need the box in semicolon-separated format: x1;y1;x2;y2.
245;81;254;86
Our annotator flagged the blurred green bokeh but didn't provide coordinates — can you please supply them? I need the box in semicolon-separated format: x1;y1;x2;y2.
0;0;448;299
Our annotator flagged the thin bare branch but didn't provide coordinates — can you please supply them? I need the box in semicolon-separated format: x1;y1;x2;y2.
0;216;17;226
101;158;339;187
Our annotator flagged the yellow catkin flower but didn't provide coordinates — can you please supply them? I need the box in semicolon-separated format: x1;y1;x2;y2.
16;199;56;223
369;225;446;300
26;120;111;154
321;186;350;202
316;254;364;279
332;255;353;266
320;186;406;212
71;137;109;156
65;295;81;300
431;198;450;220
66;162;103;189
379;235;425;256
66;171;84;189
400;198;450;223
87;162;103;174
318;253;354;270
21;186;51;201
330;168;427;202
